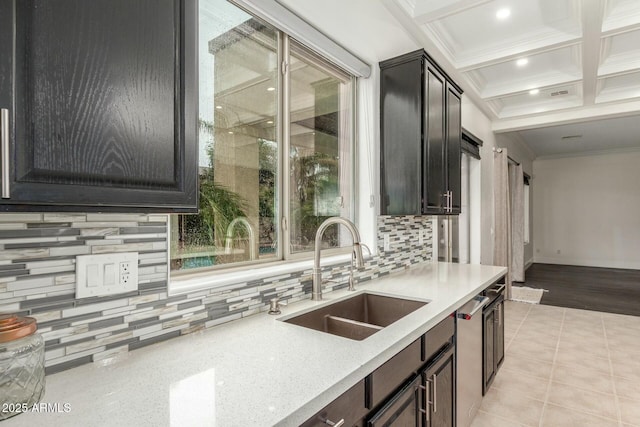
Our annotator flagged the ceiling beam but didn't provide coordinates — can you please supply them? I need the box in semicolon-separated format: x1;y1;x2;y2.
456;40;581;73
601;21;640;38
492;99;640;132
581;0;605;105
481;77;582;100
412;0;491;24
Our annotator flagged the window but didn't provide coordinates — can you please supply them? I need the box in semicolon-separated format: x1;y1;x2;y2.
287;41;354;255
170;0;355;273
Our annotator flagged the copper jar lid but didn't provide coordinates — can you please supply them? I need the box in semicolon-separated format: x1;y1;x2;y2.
0;314;38;343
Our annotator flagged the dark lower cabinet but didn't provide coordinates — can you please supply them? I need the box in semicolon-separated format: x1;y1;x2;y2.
483;286;505;394
423;344;455;427
367;342;456;427
482;306;495;392
301;380;367;427
495;299;505;369
302;316;457;427
367;376;422;427
0;0;197;212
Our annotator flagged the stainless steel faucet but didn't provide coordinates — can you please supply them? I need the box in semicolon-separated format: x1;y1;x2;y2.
224;217;257;260
312;217;365;301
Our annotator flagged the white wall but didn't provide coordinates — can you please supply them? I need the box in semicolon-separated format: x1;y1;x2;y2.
277;0;501;265
461;98;497;265
533;150;640;269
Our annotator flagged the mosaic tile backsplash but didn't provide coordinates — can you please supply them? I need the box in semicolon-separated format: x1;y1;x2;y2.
0;214;432;374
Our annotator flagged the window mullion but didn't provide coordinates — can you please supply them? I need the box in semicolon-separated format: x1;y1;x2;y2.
280;33;291;260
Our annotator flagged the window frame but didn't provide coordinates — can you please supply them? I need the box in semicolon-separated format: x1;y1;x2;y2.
170;17;358;278
282;35;357;261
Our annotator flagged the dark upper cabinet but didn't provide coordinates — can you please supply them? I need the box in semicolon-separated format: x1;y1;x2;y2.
380;57;423;215
423;65;446;214
380;50;463;216
0;0;198;212
446;85;462;214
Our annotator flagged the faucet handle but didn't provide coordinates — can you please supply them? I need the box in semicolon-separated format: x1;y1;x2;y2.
268;297;286;315
360;243;372;258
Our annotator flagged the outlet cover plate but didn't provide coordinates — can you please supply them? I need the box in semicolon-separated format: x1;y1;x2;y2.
76;252;139;298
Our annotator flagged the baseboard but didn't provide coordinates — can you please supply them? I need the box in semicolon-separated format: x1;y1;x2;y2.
533;256;640;270
525;258;534;270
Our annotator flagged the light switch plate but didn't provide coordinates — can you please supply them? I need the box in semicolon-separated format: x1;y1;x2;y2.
76;252;139;298
419;229;427;245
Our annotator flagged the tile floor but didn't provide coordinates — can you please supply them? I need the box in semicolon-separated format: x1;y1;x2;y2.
471;300;640;427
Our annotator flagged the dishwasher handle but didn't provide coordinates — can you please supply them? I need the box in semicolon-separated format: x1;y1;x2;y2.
488;284;506;295
458;296;490;320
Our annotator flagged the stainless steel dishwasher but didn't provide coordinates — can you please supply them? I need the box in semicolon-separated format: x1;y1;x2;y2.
457;295;490;427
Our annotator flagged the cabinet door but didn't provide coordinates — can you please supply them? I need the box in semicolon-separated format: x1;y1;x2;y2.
367;375;422;427
0;0;197;212
446;85;462;214
380;59;423;215
495;300;505;369
424;345;455;427
422;65;446;215
303;380;366;427
483;307;495;395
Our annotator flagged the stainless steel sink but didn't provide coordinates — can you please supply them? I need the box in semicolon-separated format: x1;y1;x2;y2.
282;293;428;340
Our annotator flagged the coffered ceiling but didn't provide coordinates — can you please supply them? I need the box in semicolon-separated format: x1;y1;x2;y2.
276;0;640;157
390;0;640;119
383;0;640;155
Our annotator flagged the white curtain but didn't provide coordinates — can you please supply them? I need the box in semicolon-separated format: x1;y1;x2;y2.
493;150;512;299
509;163;525;282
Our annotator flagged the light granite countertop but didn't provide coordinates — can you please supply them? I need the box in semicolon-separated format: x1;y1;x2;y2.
4;262;507;427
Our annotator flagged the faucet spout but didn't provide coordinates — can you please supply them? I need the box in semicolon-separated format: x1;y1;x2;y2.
224;217;257;260
312;217;365;301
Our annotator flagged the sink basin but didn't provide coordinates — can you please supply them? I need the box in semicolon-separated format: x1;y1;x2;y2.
282;293;428;340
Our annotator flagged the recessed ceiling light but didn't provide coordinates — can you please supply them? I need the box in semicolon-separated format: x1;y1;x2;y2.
267;120;273;124
267;87;275;92
215;105;222;109
516;58;528;67
529;89;540;95
228;131;234;134
496;8;511;20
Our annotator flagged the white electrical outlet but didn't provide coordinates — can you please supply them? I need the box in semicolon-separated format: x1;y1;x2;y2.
383;234;391;252
120;261;131;285
76;252;139;298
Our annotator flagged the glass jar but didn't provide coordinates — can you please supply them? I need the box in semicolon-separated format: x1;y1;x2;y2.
0;314;45;420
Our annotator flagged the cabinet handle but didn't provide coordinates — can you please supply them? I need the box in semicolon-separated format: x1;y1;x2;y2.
427;374;437;413
442;192;451;212
1;108;9;199
322;418;344;427
448;191;453;212
418;384;427;416
423;382;431;422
